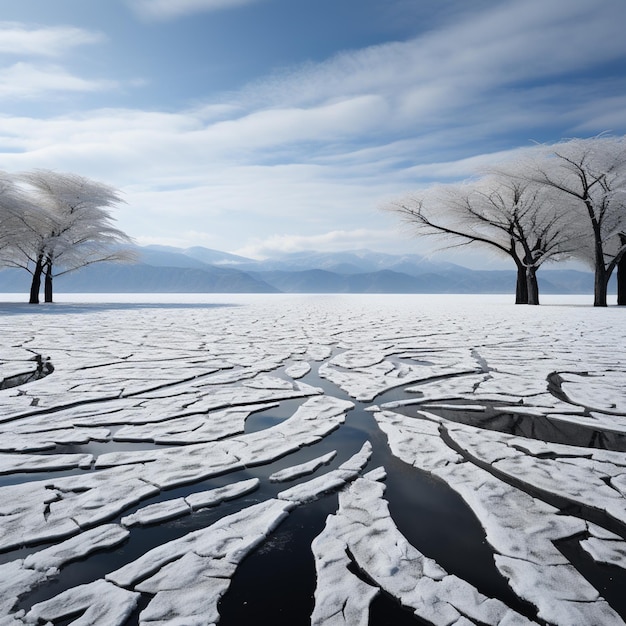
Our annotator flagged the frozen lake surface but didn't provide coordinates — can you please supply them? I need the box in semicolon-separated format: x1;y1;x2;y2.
0;293;625;625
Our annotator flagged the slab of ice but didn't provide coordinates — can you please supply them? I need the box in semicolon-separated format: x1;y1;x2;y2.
580;535;626;568
310;513;379;626
3;526;129;613
329;349;387;369
180;380;322;414
373;409;464;470
95;396;352;477
319;358;459;402
107;498;293;588
548;410;626;434
48;474;160;529
269;450;337;482
139;579;227;625
0;452;92;473
184;477;260;510
560;371;626;413
305;344;333;361
0;613;27;626
435;461;583;565
462;372;553;403
587;522;623;540
23;524;129;572
495;555;619;625
0;426;109;452
23;579;139;626
326;475;535;626
116;478;260;528
277;442;371;503
0;465;158;551
493;452;626;525
441;419;626;528
0;482;80;551
121;498;190;527
135;551;236;594
243;375;298;390
105;498;294;625
434;452;622;625
363;466;386;481
370;407;622;624
285;361;311;379
0;560;48;615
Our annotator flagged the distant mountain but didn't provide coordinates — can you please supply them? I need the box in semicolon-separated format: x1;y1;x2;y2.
135;247;209;269
0;244;608;295
228;249;464;275
250;267;597;294
181;246;252;266
53;263;278;293
0;261;278;294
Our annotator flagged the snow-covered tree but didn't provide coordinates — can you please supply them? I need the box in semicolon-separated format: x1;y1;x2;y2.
0;173;40;258
384;173;578;304
3;170;134;303
528;136;626;306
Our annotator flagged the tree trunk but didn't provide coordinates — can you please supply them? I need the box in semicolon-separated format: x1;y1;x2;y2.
588;205;608;307
29;256;44;304
618;235;626;306
515;263;528;304
618;264;626;306
44;260;53;303
594;263;608;307
526;266;540;305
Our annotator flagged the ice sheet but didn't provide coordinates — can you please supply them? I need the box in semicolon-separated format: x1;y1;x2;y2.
1;294;625;625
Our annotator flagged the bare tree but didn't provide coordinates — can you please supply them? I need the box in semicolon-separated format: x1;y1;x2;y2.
384;174;578;304
4;170;134;303
528;136;626;306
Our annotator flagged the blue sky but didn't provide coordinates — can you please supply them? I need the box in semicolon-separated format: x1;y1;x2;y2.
1;0;625;266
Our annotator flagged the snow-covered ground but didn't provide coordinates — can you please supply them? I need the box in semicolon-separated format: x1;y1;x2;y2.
0;293;624;625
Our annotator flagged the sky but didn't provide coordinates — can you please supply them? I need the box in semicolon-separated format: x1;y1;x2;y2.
1;0;625;267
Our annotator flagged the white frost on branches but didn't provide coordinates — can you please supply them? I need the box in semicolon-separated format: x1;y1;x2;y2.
0;169;133;303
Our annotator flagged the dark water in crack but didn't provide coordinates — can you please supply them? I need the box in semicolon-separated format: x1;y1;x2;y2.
396;401;626;452
7;358;626;624
556;534;626;616
220;404;540;625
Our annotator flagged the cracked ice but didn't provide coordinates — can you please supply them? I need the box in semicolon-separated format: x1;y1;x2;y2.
0;294;625;625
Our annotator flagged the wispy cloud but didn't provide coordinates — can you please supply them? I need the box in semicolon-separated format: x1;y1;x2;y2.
0;22;104;57
234;229;403;259
0;22;112;100
238;0;626;118
0;63;117;99
130;0;265;20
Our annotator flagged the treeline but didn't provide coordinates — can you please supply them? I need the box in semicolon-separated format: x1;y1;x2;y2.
384;136;626;306
0;170;132;303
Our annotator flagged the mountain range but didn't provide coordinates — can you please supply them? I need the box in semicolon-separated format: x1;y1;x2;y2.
0;245;609;294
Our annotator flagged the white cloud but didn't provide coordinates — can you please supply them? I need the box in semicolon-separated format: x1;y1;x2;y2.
0;23;112;100
237;0;626;122
571;94;626;134
0;22;104;57
0;63;117;99
130;0;265;20
233;228;405;259
201;95;389;152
